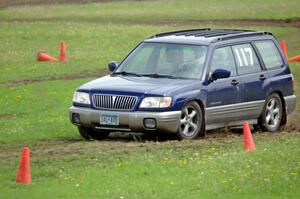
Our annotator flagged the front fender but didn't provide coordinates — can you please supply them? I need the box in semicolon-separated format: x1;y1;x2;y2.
172;89;206;110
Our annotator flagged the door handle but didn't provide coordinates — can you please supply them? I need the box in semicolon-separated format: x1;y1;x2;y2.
259;74;267;81
231;79;239;86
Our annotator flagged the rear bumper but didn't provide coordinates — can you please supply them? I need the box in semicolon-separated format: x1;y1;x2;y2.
284;95;296;115
69;106;181;133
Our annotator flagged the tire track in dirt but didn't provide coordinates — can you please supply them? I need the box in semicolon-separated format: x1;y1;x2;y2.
135;18;300;28
1;131;299;162
1;69;109;87
1;18;300;28
0;113;25;119
1;0;145;7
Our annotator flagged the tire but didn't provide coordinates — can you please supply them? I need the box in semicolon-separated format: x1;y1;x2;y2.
258;93;283;132
177;101;205;140
90;130;110;140
78;127;110;140
78;126;92;140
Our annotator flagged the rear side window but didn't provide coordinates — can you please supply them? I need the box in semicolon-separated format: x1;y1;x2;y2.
232;44;261;75
255;40;283;69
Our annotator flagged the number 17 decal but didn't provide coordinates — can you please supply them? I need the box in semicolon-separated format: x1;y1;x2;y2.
234;47;253;66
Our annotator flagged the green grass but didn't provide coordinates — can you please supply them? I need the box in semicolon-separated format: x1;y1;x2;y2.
1;0;300;22
1;133;300;198
1;0;300;198
1;0;300;83
0;78;90;144
0;22;167;83
0;21;300;83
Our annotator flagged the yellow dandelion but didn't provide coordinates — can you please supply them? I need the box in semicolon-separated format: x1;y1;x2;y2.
290;172;298;176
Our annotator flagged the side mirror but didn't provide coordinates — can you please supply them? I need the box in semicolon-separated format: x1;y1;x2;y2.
108;61;118;72
211;69;231;80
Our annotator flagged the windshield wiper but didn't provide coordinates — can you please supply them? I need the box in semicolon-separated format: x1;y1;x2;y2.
112;71;142;77
140;73;177;79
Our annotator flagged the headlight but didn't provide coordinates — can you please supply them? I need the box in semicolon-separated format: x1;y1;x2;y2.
73;91;90;105
139;97;172;108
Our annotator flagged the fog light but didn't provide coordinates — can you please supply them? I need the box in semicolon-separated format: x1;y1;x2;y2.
72;113;80;124
144;118;156;129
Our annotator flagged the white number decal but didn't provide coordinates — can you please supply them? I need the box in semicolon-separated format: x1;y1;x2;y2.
234;49;243;66
244;47;253;65
234;47;254;66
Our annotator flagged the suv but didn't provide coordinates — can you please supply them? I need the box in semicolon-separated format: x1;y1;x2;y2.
70;28;296;140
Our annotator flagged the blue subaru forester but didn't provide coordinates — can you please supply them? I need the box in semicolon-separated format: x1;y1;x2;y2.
70;28;296;140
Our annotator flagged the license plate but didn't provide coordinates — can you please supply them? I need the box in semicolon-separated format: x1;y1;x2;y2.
100;114;119;126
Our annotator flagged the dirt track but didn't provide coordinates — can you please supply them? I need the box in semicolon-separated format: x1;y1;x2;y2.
2;69;108;87
2;18;300;28
1;0;145;7
114;18;300;28
1;130;299;162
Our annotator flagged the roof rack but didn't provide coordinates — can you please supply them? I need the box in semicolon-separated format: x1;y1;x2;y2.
211;31;273;42
195;30;247;38
151;28;211;38
148;28;273;43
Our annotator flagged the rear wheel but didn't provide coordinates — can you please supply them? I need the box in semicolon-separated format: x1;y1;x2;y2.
258;93;283;132
78;127;110;140
177;101;205;140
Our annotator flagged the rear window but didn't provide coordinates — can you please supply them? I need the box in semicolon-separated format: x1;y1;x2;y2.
255;40;283;69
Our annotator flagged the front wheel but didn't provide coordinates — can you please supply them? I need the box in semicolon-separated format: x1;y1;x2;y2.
258;93;283;132
78;126;92;140
78;127;110;140
177;101;205;140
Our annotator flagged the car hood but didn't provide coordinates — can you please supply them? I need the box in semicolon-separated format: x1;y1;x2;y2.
78;75;198;96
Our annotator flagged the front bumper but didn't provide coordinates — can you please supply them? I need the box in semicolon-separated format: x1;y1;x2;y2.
69;106;181;133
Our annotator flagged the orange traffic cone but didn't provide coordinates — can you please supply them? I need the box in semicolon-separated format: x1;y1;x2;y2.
16;147;31;184
280;39;289;60
37;51;58;62
59;41;67;62
288;55;300;62
243;122;255;152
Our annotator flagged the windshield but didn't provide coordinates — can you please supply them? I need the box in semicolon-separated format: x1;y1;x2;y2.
115;42;207;79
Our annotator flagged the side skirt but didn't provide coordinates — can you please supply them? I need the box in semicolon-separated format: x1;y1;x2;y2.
206;119;257;131
204;100;265;130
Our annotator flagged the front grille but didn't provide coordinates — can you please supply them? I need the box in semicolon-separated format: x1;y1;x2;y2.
92;94;137;110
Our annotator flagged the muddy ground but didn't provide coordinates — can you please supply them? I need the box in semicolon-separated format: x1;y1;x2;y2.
2;69;108;87
2;18;300;28
1;0;146;7
1;129;299;162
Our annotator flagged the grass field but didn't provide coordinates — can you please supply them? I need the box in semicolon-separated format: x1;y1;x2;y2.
1;0;300;198
1;0;300;21
1;133;300;198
